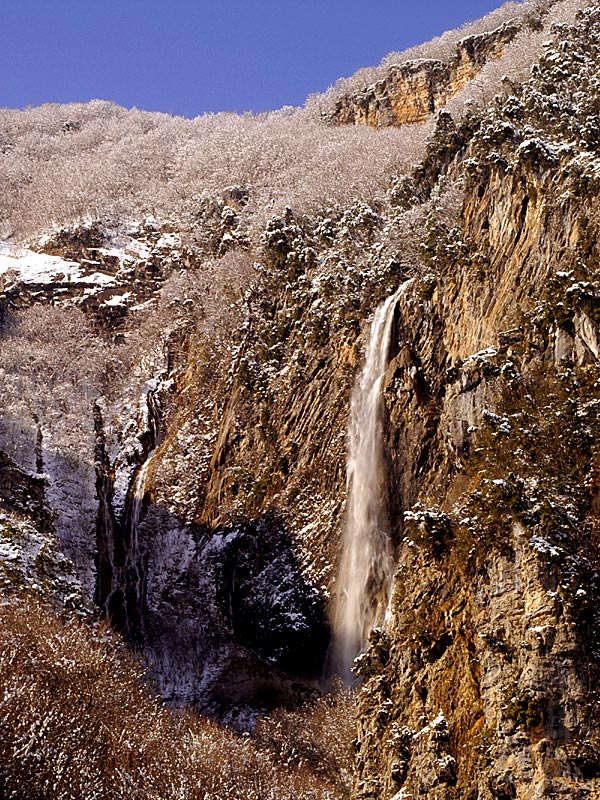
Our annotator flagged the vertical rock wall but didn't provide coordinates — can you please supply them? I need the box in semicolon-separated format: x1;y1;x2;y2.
329;24;519;128
351;113;600;800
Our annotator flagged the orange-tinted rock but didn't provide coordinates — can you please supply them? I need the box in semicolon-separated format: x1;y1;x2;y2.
330;23;518;127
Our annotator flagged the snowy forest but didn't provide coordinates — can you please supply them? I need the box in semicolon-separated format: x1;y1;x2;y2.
3;0;600;798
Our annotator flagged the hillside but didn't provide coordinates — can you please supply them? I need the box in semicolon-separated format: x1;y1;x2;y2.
2;0;600;798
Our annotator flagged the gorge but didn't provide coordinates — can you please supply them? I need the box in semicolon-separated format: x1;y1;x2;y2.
2;0;600;798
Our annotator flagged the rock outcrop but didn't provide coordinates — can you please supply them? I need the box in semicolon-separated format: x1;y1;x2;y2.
328;23;519;128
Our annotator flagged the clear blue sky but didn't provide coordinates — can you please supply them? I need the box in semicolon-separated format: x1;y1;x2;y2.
2;0;508;117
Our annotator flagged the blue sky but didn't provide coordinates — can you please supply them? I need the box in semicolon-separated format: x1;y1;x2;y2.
2;0;508;117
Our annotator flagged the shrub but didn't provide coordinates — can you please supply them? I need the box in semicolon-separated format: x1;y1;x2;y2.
0;596;355;800
503;688;542;730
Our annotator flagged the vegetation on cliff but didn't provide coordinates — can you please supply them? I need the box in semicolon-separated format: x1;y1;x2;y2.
3;0;600;798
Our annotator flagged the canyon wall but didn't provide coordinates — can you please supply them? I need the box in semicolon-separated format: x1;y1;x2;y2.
1;2;600;797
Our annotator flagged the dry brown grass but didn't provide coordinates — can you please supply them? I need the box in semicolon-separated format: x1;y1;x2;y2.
0;596;355;799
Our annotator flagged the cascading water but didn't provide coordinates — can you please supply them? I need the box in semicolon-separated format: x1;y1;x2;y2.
129;457;152;538
126;383;161;572
330;283;409;680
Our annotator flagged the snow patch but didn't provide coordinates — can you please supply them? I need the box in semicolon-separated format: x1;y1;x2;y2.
0;242;115;286
530;536;561;558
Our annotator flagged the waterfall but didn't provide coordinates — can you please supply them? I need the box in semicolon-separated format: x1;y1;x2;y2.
123;448;154;633
127;382;161;554
330;284;407;680
129;457;152;536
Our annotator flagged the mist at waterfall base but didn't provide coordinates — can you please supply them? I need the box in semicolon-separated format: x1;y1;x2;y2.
330;285;406;681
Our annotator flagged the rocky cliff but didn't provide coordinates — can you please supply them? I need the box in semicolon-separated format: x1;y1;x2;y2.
328;22;519;127
2;0;600;798
349;8;600;797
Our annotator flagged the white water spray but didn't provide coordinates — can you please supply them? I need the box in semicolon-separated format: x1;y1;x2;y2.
129;380;160;538
130;457;152;535
330;284;408;680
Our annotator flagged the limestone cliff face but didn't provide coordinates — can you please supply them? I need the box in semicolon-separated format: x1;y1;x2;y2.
348;16;600;794
355;533;600;800
328;23;518;128
353;188;600;795
2;1;600;794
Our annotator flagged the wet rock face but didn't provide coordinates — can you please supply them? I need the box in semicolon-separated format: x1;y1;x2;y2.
329;23;518;128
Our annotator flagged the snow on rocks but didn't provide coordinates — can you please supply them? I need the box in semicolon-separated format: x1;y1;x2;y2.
0;509;89;613
1;222;193;316
0;241;116;288
529;536;561;559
